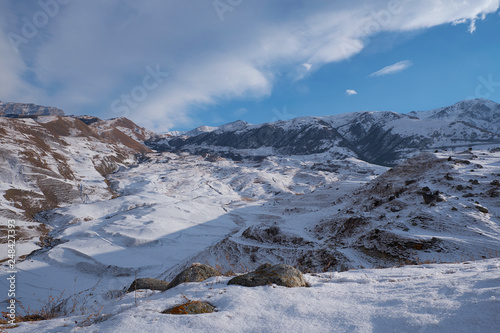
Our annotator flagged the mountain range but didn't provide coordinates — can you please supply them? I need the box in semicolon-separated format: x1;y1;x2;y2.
148;98;500;166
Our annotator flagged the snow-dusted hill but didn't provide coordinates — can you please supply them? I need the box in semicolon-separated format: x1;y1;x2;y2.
0;115;151;262
148;99;500;166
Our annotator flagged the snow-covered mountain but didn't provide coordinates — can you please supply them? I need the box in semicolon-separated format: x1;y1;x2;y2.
409;98;500;133
0;99;498;331
0;115;152;258
148;99;500;166
0;101;64;117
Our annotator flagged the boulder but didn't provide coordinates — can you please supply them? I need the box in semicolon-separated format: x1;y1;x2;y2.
127;278;169;292
421;188;444;204
166;263;221;290
227;263;306;288
162;301;215;315
475;205;489;214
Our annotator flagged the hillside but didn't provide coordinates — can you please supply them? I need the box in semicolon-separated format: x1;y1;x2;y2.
0;115;152;261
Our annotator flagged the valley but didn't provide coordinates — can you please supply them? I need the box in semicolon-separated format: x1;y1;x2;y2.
0;99;499;331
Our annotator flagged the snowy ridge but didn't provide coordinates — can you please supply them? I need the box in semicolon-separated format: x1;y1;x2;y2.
151;99;500;166
184;125;217;137
0;101;64;117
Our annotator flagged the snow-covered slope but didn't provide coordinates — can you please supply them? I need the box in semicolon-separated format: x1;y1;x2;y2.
409;98;500;134
8;259;500;332
91;117;156;143
171;148;500;274
0;116;151;263
185;125;218;137
0;150;383;315
2;146;497;329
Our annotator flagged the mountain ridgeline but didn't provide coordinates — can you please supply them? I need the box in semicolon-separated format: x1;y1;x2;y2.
0;100;65;117
147;99;500;166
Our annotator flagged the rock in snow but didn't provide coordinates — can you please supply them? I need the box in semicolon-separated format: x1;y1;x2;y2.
127;278;170;292
228;263;306;287
166;263;222;290
162;301;216;315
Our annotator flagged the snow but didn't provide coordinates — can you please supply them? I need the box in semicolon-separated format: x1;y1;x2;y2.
185;125;218;137
0;152;382;317
1;111;499;331
8;259;500;332
1;148;498;332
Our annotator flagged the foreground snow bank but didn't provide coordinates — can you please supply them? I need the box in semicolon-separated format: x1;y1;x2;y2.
10;258;500;333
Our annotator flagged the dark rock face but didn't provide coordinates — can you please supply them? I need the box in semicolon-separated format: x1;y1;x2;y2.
422;190;440;204
359;229;441;258
75;116;101;125
162;301;215;315
242;225;308;246
421;187;445;204
166;263;221;290
227;263;306;288
0;101;64;117
127;278;170;292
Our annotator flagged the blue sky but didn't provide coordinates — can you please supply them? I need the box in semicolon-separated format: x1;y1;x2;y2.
0;0;499;132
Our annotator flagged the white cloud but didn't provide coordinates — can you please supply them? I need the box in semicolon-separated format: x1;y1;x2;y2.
0;0;498;130
468;19;477;33
346;90;358;96
233;107;248;118
370;60;413;77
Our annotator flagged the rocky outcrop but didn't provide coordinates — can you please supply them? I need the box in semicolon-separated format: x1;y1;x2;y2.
227;263;306;287
420;187;445;204
166;263;221;290
242;225;309;246
162;301;215;315
127;278;170;292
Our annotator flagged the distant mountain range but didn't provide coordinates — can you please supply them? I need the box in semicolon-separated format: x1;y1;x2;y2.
0;100;65;117
147;99;500;166
1;98;498;221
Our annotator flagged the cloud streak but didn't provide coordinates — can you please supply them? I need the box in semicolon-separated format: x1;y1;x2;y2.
0;0;498;130
370;60;413;77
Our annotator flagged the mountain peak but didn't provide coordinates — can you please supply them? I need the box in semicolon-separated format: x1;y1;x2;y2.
185;125;218;137
216;120;249;132
453;98;499;109
410;98;499;123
